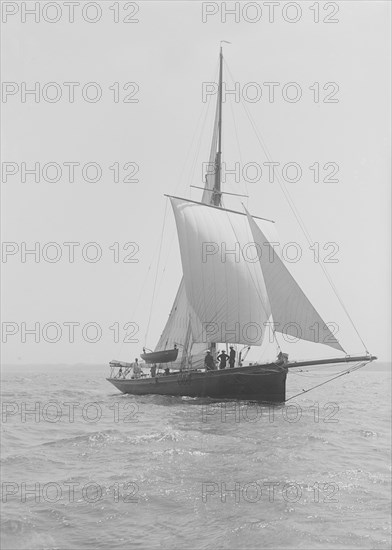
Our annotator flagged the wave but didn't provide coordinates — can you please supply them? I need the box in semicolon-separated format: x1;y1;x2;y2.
40;428;123;447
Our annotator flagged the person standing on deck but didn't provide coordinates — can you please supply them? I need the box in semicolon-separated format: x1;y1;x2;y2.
204;350;215;371
217;350;230;370
133;358;142;379
229;346;236;368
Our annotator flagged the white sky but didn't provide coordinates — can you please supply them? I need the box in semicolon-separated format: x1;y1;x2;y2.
1;0;391;364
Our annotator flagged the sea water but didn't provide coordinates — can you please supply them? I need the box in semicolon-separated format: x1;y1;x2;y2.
1;362;391;550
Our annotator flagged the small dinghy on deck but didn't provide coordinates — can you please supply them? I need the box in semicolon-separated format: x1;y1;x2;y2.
140;348;179;364
140;348;178;364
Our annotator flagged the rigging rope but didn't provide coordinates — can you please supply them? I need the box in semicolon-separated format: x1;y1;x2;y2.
224;63;369;355
113;104;211;358
144;198;169;346
285;361;370;401
153;61;220;302
190;60;220;199
225;63;250;209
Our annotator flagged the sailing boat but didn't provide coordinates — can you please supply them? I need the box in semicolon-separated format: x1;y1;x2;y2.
107;46;376;402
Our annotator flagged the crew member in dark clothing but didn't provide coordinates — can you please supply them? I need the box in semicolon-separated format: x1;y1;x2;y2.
277;351;289;365
229;346;236;368
217;350;230;370
204;350;215;371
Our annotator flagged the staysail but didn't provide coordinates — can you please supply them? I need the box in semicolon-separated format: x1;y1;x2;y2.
245;209;344;351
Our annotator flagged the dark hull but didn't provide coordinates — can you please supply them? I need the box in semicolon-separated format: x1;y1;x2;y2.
107;363;288;403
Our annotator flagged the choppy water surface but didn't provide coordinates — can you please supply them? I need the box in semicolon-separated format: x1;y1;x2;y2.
1;363;391;550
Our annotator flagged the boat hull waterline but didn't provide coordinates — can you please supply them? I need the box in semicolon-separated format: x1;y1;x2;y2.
107;355;376;402
107;363;288;403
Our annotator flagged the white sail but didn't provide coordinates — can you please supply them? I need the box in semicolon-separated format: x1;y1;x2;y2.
245;209;344;351
169;197;272;346
155;279;207;367
155;279;189;351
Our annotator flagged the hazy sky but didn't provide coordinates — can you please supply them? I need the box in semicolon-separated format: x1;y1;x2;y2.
1;0;390;364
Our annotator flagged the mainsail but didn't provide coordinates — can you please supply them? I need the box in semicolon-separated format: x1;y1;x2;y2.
169;197;272;346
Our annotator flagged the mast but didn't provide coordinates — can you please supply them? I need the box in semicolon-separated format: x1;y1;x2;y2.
212;46;223;207
160;47;225;366
210;45;224;357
